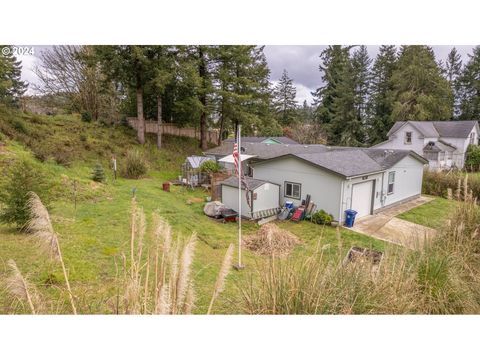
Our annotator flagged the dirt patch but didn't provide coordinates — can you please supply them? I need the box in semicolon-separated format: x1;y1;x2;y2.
244;223;301;256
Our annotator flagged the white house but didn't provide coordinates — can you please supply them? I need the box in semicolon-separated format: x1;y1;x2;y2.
206;142;428;223
371;121;479;169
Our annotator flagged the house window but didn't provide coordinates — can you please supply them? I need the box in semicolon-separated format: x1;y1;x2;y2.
405;132;412;144
470;132;475;145
387;171;395;195
284;181;301;199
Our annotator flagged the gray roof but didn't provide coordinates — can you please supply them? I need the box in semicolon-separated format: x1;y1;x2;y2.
388;121;478;138
205;142;327;159
423;140;456;153
223;136;298;144
207;142;427;178
221;176;277;190
185;156;210;169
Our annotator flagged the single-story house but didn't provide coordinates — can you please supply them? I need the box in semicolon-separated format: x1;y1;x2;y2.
251;148;428;222
220;176;280;219
206;141;428;223
371;120;479;169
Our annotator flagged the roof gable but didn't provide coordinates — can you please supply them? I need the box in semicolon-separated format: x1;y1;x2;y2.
388;120;479;139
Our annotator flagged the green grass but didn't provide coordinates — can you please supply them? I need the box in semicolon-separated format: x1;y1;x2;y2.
396;197;458;228
0;110;383;314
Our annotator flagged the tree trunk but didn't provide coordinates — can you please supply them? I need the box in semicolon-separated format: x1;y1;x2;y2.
136;84;145;144
198;47;208;150
218;98;225;146
157;95;162;149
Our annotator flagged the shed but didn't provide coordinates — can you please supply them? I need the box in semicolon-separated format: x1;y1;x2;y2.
220;176;280;219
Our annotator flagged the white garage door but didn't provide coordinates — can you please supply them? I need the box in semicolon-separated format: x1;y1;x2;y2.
351;181;374;218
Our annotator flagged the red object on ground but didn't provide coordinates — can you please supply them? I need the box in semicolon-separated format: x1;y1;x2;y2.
162;182;171;192
291;207;305;222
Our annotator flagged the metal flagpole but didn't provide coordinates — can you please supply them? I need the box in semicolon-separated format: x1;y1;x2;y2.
237;124;243;269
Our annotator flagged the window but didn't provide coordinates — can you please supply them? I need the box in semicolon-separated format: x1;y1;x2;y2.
387;171;395;194
405;132;412;144
470;132;475;145
284;181;301;199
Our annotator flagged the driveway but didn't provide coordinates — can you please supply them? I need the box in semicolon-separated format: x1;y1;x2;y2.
348;196;437;249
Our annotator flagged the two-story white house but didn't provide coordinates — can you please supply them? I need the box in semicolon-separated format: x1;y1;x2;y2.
371;121;479;169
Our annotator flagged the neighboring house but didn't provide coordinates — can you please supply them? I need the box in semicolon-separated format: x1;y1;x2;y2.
223;136;298;145
371;121;479;169
206;142;428;222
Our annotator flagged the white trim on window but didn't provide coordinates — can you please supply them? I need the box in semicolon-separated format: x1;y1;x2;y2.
405;131;412;144
387;171;395;195
284;181;301;199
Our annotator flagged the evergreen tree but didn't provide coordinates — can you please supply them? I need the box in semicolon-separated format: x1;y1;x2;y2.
351;46;372;123
390;45;452;121
458;46;480;120
445;47;463;119
272;69;298;126
311;45;351;127
0;46;28;106
367;45;397;144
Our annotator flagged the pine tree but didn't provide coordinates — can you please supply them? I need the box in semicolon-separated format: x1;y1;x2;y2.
311;46;351;128
351;46;372;123
272;69;298;126
0;46;28;106
390;45;453;121
458;46;480;120
445;47;463;119
91;163;106;183
367;45;397;144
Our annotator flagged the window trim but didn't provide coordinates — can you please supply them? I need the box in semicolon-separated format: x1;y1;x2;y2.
470;132;475;145
387;171;395;195
284;181;301;200
404;131;412;144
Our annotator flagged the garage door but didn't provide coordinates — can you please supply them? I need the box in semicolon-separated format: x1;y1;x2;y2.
351;181;374;218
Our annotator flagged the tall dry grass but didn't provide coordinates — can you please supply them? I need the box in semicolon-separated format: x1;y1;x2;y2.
240;176;480;314
114;199;234;315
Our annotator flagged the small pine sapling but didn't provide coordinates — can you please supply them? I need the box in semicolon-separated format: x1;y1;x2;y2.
91;163;106;183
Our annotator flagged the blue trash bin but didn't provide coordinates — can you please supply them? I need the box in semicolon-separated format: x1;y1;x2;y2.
344;209;358;228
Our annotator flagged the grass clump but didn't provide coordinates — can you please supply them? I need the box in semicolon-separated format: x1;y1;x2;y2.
121;149;148;179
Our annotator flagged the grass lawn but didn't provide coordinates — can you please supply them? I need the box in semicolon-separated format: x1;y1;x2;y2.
0;124;384;314
396;197;458;228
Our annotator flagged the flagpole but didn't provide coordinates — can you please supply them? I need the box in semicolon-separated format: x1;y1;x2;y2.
237;124;243;269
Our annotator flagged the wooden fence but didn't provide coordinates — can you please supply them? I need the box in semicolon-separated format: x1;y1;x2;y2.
127;117;219;144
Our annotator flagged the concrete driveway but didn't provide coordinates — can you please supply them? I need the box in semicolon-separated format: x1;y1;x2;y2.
348;196;437;249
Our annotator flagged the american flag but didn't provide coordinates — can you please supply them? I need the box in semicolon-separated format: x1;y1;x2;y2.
233;142;239;176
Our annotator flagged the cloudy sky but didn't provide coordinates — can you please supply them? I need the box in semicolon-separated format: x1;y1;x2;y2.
18;45;476;105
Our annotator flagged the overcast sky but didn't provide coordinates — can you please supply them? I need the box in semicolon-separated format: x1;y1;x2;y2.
18;45;477;105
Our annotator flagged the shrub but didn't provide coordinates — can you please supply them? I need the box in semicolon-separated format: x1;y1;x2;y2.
199;159;220;174
81;111;92;122
465;145;480;171
0;158;53;229
423;170;480;200
311;209;334;225
11;118;28;134
91;163;106;183
121;149;148;179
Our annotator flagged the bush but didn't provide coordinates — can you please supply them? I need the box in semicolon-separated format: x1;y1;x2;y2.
465;145;480;171
91;163;106;183
311;209;334;225
81;111;92;122
423;170;480;200
0;158;53;229
121;149;148;179
199;159;220;174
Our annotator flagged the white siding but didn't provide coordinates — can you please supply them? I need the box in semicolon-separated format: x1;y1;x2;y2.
221;183;280;219
221;186;252;218
381;156;424;206
372;123;426;156
252;157;343;220
252;183;280;213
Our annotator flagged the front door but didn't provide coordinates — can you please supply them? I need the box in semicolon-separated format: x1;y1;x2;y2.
351;181;374;218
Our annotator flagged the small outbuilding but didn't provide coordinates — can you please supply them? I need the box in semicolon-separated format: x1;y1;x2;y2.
220;176;280;220
181;155;211;186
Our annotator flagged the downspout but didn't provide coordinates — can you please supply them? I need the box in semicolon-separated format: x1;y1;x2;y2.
338;180;345;224
380;171;386;206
